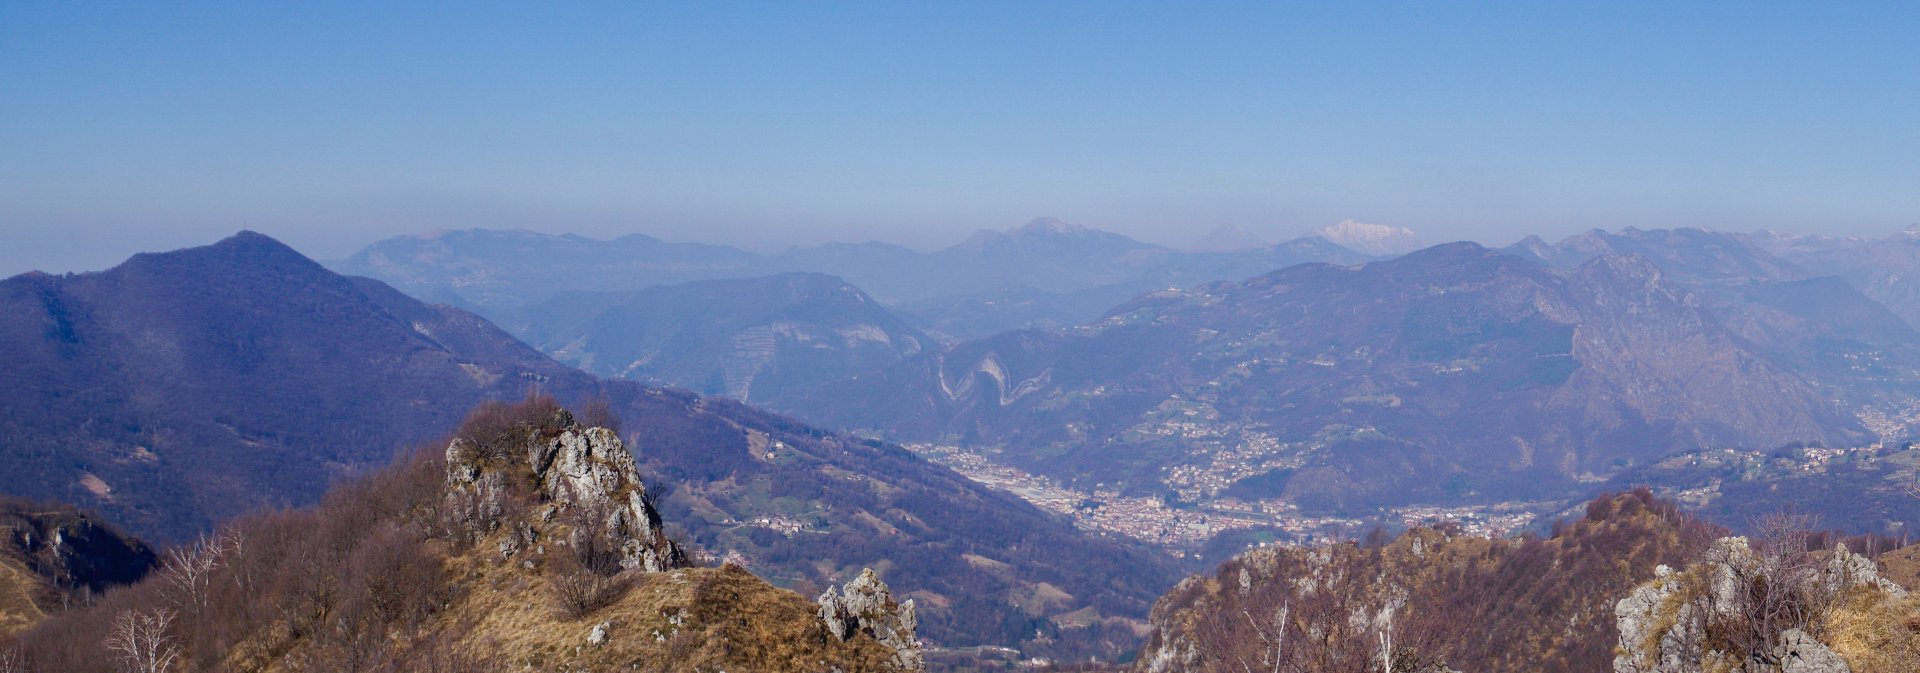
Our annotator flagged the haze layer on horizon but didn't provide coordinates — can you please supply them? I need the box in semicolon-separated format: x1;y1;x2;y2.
4;2;1918;276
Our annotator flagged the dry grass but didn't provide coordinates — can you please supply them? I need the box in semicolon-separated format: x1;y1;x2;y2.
0;561;47;637
443;538;901;673
1824;588;1920;673
1877;545;1920;591
220;525;902;673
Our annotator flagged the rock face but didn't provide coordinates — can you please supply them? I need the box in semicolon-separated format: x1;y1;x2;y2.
445;409;684;573
818;568;921;671
1614;537;1906;673
0;500;157;635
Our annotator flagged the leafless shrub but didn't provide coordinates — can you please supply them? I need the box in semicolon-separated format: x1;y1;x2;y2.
579;394;622;435
456;392;567;457
105;607;180;673
405;638;486;673
1716;511;1836;664
343;524;447;633
548;554;631;620
560;492;627;575
304;614;395;673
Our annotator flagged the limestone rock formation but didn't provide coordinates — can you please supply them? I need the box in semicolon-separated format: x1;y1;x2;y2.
1614;537;1908;673
445;408;684;572
1773;629;1848;673
818;568;921;671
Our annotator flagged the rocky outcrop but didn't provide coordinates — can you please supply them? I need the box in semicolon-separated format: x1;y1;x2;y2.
445;409;684;572
1614;537;1907;673
0;500;157;635
818;568;921;671
1773;629;1848;673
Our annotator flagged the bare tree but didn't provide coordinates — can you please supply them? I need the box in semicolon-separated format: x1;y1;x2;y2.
1377;610;1394;673
1717;511;1833;665
1237;602;1289;673
164;532;227;617
0;648;27;673
220;523;253;594
105;607;180;673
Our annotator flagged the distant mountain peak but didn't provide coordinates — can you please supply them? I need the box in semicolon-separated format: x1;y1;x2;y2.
1191;224;1268;252
949;218;1158;258
128;230;323;275
1016;217;1086;236
1312;220;1420;255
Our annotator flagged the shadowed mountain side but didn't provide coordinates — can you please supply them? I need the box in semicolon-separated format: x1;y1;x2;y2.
0;231;582;540
0;498;156;637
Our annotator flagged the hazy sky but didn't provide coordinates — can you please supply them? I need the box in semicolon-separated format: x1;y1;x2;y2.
4;2;1919;276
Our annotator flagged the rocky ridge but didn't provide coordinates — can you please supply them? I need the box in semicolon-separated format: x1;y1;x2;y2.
9;399;924;672
1614;537;1917;673
1130;491;1719;673
438;402;924;670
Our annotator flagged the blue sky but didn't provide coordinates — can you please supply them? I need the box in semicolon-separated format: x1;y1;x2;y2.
4;2;1918;275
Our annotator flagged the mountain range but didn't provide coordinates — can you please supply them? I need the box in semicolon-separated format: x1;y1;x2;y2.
10;223;1920;665
0;232;1181;656
331;222;1920;537
509;273;936;402
333;218;1376;342
767;242;1872;509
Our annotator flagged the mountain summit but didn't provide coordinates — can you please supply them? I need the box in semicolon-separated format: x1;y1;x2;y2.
1015;216;1087;236
1311;219;1421;255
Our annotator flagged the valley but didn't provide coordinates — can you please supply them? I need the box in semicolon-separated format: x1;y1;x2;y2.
6;227;1920;670
912;442;1554;551
11;7;1920;670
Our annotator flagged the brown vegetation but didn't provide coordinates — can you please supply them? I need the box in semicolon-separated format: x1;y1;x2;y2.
1135;489;1725;673
2;396;904;672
